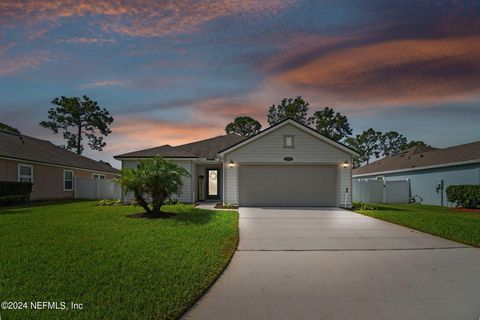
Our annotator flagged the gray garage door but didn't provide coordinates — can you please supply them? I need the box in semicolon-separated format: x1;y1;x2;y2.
239;165;338;207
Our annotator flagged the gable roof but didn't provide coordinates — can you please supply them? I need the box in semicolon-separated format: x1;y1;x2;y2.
218;118;359;156
114;134;246;160
0;129;119;174
353;140;480;176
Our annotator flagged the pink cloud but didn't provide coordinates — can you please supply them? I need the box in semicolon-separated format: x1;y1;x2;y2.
267;35;480;106
59;37;117;45
80;80;125;88
1;0;293;37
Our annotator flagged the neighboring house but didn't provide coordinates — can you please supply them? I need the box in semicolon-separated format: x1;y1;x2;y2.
114;118;358;207
352;142;480;206
0;129;119;200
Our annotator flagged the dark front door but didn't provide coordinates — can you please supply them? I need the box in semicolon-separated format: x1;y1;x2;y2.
206;169;219;199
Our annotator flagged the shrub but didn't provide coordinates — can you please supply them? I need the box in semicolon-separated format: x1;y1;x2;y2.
0;181;33;205
98;199;122;206
446;185;480;208
352;202;380;210
0;194;30;206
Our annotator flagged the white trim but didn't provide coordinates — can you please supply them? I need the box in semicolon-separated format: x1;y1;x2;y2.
18;163;33;183
63;169;74;191
1;156;117;176
353;159;480;178
219;119;359;157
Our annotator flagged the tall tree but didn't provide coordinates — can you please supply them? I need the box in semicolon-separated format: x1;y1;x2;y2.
402;140;428;150
379;131;408;157
225;116;262;137
345;128;383;166
310;107;352;142
0;122;20;134
40;96;114;154
267;96;311;126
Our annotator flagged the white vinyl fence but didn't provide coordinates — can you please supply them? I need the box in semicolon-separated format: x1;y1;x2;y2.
74;177;122;200
353;179;410;204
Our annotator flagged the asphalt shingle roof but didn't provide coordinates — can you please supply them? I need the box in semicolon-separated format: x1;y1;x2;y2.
353;141;480;176
114;135;246;159
0;129;119;174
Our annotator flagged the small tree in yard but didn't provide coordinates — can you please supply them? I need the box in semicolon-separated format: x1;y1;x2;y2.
116;157;190;217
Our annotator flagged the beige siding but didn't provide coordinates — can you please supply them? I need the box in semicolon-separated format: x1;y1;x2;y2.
224;124;353;207
122;159;193;203
0;158;117;200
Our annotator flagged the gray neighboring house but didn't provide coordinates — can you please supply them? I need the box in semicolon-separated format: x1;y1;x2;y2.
114;118;358;207
353;142;480;206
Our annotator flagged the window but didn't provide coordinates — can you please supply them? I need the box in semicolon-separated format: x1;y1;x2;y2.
283;135;294;148
376;176;384;180
92;173;105;179
18;164;33;182
64;170;74;191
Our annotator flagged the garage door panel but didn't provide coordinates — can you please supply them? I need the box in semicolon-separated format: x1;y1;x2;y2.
239;165;337;207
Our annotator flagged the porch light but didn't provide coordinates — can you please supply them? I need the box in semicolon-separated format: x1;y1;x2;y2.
343;161;349;168
228;160;235;168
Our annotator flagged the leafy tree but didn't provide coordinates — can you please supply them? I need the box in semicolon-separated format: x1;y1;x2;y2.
379;131;408;157
402;140;428;150
116;157;190;217
225;116;262;137
267;96;312;126
310;107;352;142
345;128;383;166
40;95;113;154
0;122;20;134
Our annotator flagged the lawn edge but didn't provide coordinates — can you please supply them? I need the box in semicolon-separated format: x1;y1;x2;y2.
354;210;478;248
178;209;240;319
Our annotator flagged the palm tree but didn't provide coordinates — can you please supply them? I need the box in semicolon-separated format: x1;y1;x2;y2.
116;156;190;217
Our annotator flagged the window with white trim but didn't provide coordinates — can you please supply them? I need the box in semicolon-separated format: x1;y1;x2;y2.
18;164;33;183
283;135;294;148
64;170;74;191
92;173;105;180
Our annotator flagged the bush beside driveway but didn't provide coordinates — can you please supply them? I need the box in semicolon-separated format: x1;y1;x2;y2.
355;204;480;248
0;201;238;319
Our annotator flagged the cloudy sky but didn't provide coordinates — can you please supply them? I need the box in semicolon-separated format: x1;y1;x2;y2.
1;0;479;167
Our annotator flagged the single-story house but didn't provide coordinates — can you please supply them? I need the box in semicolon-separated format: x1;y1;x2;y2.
352;142;480;206
0;128;119;200
114;118;358;207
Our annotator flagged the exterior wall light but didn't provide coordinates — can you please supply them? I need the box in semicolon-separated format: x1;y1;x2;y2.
228;160;235;168
343;161;349;168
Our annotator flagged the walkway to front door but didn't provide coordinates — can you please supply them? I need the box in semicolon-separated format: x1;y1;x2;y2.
184;207;480;320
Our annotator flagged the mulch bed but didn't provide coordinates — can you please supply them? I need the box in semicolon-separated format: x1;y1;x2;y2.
214;203;239;209
127;212;176;219
449;208;480;213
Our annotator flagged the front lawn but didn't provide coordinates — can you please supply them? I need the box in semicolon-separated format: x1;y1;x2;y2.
0;201;238;319
355;204;480;247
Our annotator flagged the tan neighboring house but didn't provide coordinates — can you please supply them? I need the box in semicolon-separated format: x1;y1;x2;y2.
0;129;119;200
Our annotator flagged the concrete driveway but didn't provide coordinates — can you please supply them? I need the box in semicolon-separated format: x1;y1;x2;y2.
184;207;480;320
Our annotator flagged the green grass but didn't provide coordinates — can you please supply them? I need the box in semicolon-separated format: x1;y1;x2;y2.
0;201;238;319
355;204;480;247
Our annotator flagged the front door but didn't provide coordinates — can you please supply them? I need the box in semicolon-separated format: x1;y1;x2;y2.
206;169;219;200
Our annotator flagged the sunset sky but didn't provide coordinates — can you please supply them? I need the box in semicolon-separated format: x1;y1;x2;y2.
1;0;479;168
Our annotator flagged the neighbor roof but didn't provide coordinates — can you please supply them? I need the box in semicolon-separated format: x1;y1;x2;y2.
353;141;480;176
0;129;119;174
114;134;246;160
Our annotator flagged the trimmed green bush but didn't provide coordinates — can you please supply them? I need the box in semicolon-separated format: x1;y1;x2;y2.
0;181;33;205
446;185;480;208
